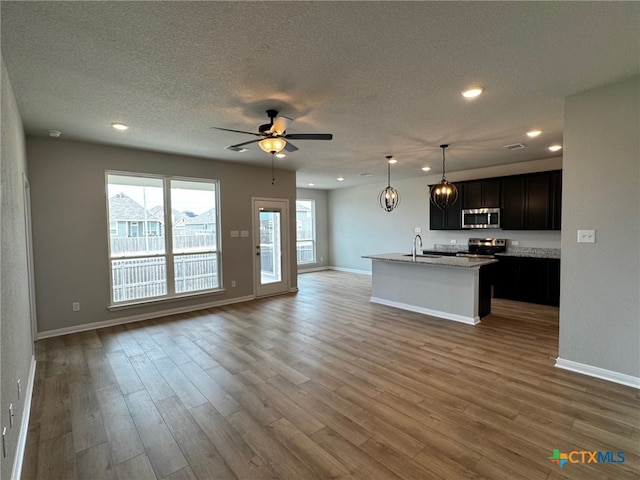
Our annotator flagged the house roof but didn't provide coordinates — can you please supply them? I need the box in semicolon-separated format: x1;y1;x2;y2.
184;209;216;225
1;2;639;189
109;193;160;222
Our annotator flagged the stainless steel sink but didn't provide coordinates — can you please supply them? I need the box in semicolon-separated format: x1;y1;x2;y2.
402;254;442;258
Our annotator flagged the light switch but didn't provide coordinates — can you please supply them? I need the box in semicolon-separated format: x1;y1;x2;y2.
230;230;239;238
414;227;421;234
577;229;596;243
240;230;249;237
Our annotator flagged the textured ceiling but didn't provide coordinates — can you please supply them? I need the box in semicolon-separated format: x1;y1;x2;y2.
2;1;639;189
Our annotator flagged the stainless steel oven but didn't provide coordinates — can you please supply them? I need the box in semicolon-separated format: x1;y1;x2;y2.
462;208;500;229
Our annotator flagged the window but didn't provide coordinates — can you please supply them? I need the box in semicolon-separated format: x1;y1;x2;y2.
107;173;220;304
296;199;315;264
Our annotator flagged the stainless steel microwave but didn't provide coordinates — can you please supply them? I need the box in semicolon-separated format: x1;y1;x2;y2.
462;208;501;229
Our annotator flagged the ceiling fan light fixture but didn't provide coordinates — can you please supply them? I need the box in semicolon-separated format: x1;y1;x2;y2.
259;137;287;153
430;144;459;210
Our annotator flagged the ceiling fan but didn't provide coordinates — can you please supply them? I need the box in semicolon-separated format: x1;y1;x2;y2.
214;109;333;154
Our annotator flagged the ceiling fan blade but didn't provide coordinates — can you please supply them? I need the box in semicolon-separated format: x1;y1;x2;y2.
213;127;263;137
284;133;333;140
283;142;299;153
225;138;261;151
268;116;293;135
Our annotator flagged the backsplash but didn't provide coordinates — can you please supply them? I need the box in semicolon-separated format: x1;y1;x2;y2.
500;246;561;259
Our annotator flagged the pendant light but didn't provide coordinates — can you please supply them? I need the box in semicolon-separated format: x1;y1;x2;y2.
430;144;458;209
379;156;400;212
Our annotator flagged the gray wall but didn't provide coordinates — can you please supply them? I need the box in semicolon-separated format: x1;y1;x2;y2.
328;157;562;272
559;76;640;377
296;188;329;271
1;57;34;479
27;137;297;335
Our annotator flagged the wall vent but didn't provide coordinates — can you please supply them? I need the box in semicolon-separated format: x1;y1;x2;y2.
504;143;528;151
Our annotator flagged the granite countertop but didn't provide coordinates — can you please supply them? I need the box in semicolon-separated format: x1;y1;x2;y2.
362;253;497;268
496;247;561;259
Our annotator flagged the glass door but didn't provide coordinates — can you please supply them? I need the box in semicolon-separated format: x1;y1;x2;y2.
253;198;290;297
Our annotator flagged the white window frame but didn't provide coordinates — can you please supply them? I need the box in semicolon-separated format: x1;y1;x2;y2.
106;172;222;306
296;199;316;265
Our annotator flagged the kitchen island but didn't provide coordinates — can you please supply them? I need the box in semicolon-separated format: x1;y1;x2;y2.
362;253;498;324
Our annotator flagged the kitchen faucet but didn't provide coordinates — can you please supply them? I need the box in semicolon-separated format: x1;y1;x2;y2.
412;234;423;260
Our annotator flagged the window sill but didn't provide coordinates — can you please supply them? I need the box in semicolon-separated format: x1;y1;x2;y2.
108;288;226;311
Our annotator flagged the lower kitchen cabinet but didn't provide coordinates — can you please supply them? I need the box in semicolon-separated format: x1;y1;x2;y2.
493;256;560;306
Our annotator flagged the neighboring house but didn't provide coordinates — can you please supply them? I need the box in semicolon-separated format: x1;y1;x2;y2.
108;193;162;237
150;206;191;231
183;208;217;232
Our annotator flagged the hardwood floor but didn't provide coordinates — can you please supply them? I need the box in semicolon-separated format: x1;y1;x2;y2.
22;271;639;480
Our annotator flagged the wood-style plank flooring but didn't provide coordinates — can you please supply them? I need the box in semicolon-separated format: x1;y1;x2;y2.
22;271;639;479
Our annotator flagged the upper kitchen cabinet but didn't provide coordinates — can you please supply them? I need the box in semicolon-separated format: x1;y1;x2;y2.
462;179;500;209
501;170;562;230
429;189;462;230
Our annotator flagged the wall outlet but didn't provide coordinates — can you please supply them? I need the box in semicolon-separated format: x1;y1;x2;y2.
450;239;457;244
511;240;519;246
231;280;236;287
577;229;596;243
72;302;80;312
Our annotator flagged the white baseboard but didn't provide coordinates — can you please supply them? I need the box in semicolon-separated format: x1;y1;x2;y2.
298;266;331;273
555;358;640;389
329;266;371;275
36;295;255;340
11;355;36;480
370;296;480;325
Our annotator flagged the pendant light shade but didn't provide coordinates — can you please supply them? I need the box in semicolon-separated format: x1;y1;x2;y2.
430;144;458;209
259;137;287;154
379;156;400;212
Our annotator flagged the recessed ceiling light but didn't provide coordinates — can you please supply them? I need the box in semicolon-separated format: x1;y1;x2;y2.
47;130;62;138
337;177;345;182
275;153;286;158
111;122;129;131
548;144;563;152
308;183;315;187
526;130;542;138
461;86;484;98
421;166;431;172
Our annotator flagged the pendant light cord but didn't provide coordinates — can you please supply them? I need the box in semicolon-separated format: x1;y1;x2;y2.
271;152;275;185
440;144;449;181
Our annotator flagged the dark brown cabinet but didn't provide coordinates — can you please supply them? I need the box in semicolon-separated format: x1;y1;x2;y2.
429;170;561;231
429;193;462;230
462;179;500;209
493;256;560;306
500;170;561;230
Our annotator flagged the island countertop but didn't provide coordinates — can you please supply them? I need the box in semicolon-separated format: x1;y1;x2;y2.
362;253;497;268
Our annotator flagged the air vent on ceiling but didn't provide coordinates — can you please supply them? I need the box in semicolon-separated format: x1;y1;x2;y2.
225;145;248;152
504;143;528;151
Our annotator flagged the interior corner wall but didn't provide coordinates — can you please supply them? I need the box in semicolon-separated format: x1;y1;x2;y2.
559;76;640;378
1;56;35;479
26;137;297;335
296;188;329;271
